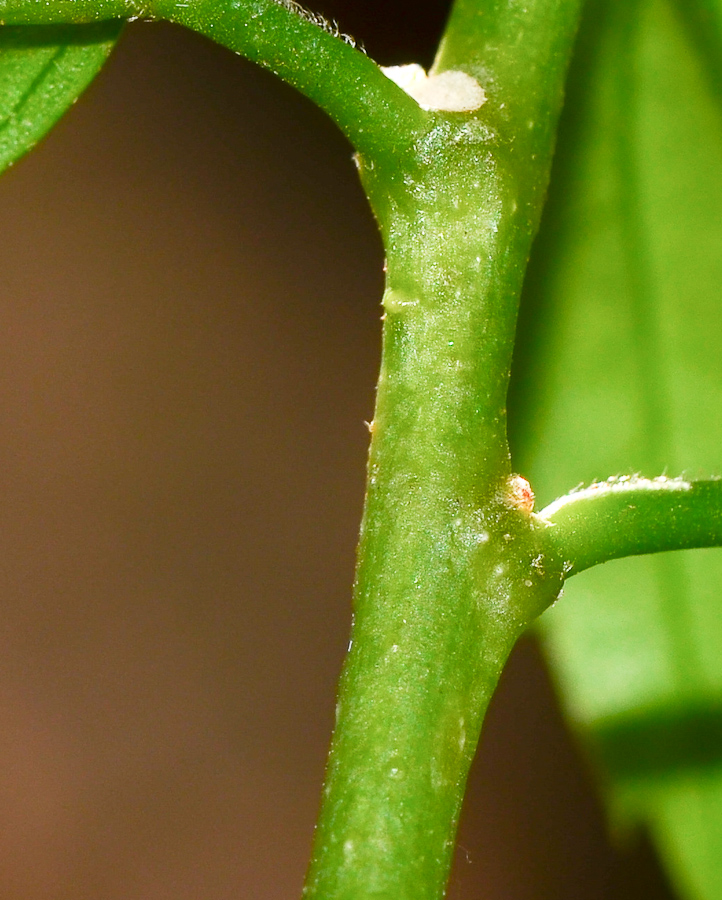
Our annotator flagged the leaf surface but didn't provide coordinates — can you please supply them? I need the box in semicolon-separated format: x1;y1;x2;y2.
0;22;121;175
511;0;722;897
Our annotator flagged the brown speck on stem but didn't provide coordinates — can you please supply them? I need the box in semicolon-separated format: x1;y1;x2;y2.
507;474;535;513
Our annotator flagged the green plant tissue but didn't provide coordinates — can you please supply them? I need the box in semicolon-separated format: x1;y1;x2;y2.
512;0;722;897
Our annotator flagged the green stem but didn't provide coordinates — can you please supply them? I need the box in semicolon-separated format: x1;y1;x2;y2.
303;156;568;898
0;0;585;896
433;0;586;217
540;476;722;576
303;1;584;896
0;0;427;164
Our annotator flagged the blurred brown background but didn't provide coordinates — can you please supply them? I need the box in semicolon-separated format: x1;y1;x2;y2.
0;5;677;898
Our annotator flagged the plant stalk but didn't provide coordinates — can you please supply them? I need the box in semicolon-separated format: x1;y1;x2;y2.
0;0;427;164
540;476;722;575
298;0;587;895
302;145;568;897
303;0;585;881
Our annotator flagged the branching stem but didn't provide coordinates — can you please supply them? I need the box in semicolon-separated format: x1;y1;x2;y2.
0;0;428;164
540;476;722;576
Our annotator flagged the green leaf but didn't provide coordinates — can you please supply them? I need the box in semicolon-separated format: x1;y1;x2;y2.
511;0;722;897
0;22;121;175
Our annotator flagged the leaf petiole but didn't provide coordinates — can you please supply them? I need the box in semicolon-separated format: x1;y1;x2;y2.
540;475;722;575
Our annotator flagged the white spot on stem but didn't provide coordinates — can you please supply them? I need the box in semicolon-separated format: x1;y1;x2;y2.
381;63;486;112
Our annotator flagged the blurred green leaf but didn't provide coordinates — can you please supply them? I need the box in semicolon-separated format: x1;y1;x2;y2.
511;0;722;897
0;22;121;175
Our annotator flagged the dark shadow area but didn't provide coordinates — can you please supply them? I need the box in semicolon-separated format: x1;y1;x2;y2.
0;22;121;50
594;701;722;779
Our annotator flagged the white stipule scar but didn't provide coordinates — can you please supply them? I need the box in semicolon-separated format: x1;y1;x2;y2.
381;64;486;113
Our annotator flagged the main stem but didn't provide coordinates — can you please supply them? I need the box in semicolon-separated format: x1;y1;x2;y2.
303;127;567;898
301;0;586;892
302;14;586;892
